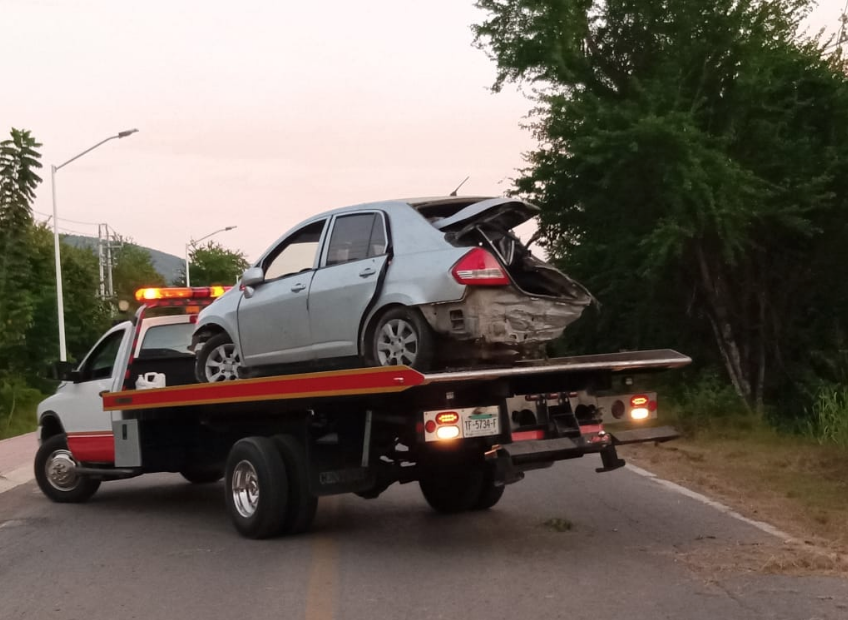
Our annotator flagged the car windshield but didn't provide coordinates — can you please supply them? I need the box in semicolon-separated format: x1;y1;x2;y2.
137;323;194;357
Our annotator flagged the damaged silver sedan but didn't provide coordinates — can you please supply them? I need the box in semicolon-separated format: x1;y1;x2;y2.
191;196;594;382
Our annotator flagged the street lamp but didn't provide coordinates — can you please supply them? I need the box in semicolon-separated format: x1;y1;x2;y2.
185;226;237;287
52;129;139;361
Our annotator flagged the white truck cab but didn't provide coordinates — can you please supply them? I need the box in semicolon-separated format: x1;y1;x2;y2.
37;314;196;462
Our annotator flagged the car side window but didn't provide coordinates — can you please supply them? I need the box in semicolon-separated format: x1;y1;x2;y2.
264;220;326;280
368;214;387;257
326;214;377;266
79;329;125;382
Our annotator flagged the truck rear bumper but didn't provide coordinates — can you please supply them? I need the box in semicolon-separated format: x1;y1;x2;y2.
486;425;679;483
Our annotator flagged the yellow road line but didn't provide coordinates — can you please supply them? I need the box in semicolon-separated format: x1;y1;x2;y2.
305;497;340;620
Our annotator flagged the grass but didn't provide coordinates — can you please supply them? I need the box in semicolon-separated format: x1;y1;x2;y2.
621;424;848;553
542;517;574;532
0;381;42;441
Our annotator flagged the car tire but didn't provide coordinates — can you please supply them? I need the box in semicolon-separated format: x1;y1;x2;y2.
225;437;289;539
367;307;435;371
195;332;241;383
419;465;485;514
273;434;318;535
34;435;102;503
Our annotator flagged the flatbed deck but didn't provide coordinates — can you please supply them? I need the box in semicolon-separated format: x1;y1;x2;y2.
103;349;691;412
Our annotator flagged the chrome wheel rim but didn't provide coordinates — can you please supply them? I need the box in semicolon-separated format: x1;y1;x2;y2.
45;449;80;492
376;318;418;366
205;343;241;382
231;460;260;518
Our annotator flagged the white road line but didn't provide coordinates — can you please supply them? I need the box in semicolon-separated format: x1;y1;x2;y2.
0;464;34;496
626;463;796;542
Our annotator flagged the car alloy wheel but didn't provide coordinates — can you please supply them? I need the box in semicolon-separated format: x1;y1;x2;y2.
376;318;419;366
205;341;241;382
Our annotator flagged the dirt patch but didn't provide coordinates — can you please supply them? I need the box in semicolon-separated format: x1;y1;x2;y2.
620;432;848;577
668;540;848;580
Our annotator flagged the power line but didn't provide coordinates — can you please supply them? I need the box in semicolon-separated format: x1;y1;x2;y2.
32;209;100;226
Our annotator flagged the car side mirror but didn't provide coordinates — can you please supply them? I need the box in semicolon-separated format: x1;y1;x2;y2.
50;360;82;383
241;267;265;288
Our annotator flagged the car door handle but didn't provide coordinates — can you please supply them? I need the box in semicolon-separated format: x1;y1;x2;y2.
291;283;306;293
359;267;376;278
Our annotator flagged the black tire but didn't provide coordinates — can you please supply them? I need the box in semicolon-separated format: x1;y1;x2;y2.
366;306;435;371
179;465;224;484
195;332;241;383
34;435;101;503
224;437;289;539
274;434;318;535
419;465;485;514
472;466;505;510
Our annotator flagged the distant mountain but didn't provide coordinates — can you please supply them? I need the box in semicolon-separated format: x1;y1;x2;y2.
63;235;184;284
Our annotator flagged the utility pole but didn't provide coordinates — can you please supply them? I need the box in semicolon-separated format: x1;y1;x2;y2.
97;224;107;299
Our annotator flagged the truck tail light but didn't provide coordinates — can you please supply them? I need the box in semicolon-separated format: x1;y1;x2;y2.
630;408;649;420
436;425;460;440
630;395;649;407
436;411;459;425
451;248;509;286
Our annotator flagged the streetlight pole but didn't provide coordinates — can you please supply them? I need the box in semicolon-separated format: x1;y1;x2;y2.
52;129;138;361
185;226;237;287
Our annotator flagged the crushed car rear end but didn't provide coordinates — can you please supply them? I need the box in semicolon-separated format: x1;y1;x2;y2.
398;197;595;364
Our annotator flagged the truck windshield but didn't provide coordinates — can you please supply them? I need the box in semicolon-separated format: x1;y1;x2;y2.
138;323;195;358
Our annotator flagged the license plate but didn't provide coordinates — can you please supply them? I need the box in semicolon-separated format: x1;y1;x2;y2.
462;412;499;437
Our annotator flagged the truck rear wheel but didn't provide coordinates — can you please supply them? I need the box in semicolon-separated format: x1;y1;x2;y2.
225;437;289;539
419;465;485;514
34;435;101;503
472;467;505;510
274;434;318;535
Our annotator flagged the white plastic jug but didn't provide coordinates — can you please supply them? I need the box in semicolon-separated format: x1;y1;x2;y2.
136;372;167;389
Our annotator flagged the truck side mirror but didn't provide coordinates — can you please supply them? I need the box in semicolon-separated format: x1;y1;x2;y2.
50;360;82;383
241;267;265;288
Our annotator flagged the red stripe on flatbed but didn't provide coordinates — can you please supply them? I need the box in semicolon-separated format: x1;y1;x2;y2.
102;366;426;411
67;432;115;463
512;430;547;441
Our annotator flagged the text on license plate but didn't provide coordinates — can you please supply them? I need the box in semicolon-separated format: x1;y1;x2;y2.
463;414;499;437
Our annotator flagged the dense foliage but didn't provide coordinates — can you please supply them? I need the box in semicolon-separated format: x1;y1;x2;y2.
474;0;848;418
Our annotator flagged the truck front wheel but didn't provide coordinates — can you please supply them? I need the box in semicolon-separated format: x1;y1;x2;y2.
34;435;101;503
225;437;289;539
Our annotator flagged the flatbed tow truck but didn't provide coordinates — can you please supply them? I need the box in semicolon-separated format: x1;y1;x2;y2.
36;287;690;538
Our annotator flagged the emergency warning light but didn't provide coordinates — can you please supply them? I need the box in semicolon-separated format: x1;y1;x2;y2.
134;286;229;302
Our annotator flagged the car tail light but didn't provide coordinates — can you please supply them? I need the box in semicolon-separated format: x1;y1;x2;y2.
451;248;509;286
436;411;459;425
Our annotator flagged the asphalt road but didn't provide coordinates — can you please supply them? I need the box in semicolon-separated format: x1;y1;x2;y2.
1;436;847;620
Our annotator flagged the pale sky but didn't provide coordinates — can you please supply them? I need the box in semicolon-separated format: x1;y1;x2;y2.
3;0;845;262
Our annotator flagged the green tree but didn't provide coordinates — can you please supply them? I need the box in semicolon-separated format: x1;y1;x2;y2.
474;0;848;412
111;240;165;309
25;225;111;372
0;128;42;376
178;241;249;287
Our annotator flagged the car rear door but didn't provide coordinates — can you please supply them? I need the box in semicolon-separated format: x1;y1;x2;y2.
307;212;389;359
237;219;326;365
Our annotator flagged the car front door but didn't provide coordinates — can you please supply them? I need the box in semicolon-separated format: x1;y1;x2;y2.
237;219;326;366
308;212;389;359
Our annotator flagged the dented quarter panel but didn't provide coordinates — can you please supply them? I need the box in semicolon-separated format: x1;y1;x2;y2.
419;286;591;347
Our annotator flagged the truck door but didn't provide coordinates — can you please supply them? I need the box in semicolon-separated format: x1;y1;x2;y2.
61;326;128;462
